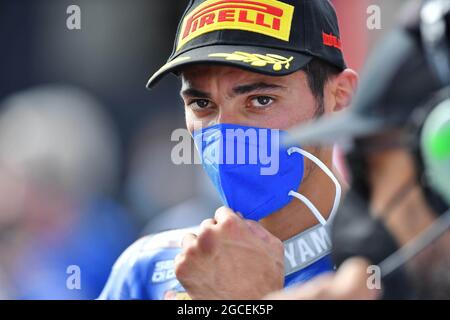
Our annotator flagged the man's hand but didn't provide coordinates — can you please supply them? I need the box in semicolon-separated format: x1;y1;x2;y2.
174;207;285;300
264;257;381;300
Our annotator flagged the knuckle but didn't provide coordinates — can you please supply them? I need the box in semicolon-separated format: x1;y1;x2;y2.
184;244;197;258
223;209;243;226
221;214;240;231
198;225;214;242
181;233;198;250
215;206;235;221
197;227;216;253
200;218;212;228
214;206;227;218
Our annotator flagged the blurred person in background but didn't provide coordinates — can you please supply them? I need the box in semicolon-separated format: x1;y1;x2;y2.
0;85;136;299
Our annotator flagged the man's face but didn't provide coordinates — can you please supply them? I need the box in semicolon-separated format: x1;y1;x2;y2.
179;64;353;228
180;65;323;133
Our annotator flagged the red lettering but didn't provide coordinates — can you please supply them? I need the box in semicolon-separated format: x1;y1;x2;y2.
191;19;199;33
199;13;215;28
238;10;254;24
272;17;280;30
334;37;342;49
191;1;283;22
255;12;271;28
218;9;235;22
322;32;342;51
182;1;287;41
323;33;331;46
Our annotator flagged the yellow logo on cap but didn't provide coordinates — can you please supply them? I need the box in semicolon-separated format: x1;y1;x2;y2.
209;51;293;71
177;0;295;51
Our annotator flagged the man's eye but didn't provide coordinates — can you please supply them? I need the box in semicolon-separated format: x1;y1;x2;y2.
188;99;211;110
250;96;274;108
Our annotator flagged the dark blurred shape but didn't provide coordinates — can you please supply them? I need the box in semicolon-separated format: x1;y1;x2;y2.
0;0;188;207
0;85;136;299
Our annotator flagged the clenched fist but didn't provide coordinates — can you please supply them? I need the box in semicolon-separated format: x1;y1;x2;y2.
174;207;285;300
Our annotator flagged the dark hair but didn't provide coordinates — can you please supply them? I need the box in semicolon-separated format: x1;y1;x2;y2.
302;58;342;116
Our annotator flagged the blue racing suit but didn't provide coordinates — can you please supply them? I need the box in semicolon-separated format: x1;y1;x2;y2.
99;223;333;300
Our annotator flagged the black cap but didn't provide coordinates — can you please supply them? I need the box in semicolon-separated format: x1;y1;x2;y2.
146;0;346;88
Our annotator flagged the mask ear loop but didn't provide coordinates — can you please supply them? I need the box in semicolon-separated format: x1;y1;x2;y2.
287;147;342;226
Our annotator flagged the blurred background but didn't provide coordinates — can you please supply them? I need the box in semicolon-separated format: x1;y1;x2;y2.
0;0;409;299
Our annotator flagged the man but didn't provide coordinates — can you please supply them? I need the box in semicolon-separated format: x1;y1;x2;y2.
100;0;357;300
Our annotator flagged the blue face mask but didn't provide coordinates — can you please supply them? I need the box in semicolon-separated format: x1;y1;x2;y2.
193;124;342;222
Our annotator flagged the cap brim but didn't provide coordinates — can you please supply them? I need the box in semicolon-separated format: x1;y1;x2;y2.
283;111;384;147
146;45;313;89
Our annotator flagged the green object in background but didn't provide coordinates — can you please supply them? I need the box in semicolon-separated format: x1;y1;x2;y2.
429;125;450;160
422;98;450;206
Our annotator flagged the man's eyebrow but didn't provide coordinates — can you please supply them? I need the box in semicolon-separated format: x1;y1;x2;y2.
180;88;211;99
232;82;286;95
180;82;285;99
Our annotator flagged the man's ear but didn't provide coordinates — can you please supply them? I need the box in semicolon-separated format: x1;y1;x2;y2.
331;69;358;112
